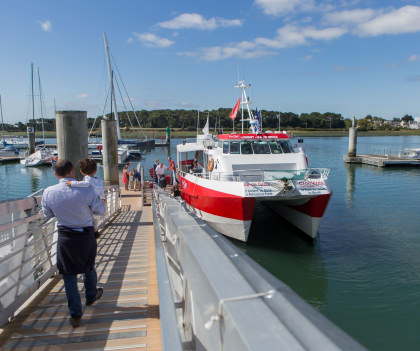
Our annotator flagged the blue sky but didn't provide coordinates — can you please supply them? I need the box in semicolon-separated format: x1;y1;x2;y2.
1;0;420;124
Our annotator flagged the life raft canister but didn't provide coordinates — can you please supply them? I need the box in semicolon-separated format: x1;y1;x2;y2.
207;157;215;172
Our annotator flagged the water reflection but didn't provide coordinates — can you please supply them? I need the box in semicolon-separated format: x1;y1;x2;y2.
233;204;328;311
344;163;356;207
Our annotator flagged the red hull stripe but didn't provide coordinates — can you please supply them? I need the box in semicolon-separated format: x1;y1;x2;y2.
181;178;256;221
287;193;332;218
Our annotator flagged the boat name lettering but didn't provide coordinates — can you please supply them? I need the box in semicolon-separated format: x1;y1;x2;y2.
244;182;270;186
297;181;325;186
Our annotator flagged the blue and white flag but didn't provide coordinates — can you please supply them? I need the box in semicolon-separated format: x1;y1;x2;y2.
255;108;260;127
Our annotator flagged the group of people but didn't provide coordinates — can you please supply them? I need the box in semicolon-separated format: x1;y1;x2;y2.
122;162;141;191
152;156;178;188
42;155;183;328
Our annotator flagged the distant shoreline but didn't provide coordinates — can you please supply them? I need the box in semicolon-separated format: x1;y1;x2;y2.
3;128;420;139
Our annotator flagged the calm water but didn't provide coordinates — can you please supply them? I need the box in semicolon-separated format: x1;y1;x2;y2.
1;136;420;350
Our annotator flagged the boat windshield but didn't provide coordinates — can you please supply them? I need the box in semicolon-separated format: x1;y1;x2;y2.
240;141;253;154
230;141;240;154
252;141;271;154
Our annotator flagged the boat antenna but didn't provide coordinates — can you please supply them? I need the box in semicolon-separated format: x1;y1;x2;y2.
234;81;255;133
103;32;121;140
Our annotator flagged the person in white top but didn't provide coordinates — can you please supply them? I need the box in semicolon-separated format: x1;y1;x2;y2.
66;158;105;238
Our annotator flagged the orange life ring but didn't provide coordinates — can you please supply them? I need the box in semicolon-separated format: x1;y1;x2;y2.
207;158;214;172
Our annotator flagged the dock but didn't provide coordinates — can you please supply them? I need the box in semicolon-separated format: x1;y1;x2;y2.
0;156;22;163
344;154;420;167
0;188;162;350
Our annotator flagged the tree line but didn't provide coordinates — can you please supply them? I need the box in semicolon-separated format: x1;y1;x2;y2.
1;109;414;132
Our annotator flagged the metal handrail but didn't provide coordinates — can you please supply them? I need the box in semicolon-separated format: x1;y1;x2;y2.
151;188;366;351
0;184;121;326
180;167;330;182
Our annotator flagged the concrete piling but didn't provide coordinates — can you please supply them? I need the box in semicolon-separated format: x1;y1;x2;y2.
56;110;88;180
101;119;119;186
348;117;357;157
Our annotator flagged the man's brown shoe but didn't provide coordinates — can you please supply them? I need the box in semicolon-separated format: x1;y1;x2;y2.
86;288;103;306
69;316;81;328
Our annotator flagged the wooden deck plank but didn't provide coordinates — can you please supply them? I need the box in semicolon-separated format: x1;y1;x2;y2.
0;187;162;351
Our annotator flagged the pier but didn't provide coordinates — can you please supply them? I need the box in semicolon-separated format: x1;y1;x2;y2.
0;186;162;350
343;117;420;167
343;154;420;167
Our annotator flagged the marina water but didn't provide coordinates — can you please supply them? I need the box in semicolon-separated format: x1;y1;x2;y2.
1;136;420;350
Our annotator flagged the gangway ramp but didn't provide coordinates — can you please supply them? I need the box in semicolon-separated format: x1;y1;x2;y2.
0;189;162;350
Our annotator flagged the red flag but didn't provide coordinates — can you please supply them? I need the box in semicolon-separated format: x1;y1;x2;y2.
229;97;241;120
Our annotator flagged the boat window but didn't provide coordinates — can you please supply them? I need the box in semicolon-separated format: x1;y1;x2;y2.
230;141;240;154
223;141;229;154
240;141;253;154
253;141;271;154
269;141;283;154
279;140;293;153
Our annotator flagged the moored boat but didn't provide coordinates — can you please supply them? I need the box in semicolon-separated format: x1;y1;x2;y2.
20;147;53;167
176;81;332;242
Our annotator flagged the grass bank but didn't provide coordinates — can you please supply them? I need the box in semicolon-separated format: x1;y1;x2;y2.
3;128;420;140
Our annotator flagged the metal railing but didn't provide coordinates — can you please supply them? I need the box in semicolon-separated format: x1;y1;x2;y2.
0;185;121;326
152;187;366;351
180;168;330;182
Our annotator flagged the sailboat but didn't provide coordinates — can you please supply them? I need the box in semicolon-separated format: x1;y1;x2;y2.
101;33;154;148
20;64;54;167
0;95;20;157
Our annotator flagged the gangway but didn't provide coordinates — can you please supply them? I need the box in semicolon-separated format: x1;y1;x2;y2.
0;186;162;350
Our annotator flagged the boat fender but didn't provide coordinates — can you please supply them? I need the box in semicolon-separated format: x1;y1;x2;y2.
208;158;215;172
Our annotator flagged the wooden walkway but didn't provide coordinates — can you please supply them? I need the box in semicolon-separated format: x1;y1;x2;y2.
0;188;162;350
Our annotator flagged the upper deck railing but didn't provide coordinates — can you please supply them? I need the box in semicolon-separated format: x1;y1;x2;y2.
0;185;121;326
179;168;330;183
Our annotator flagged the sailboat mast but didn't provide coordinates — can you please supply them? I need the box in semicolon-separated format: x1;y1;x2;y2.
37;68;45;141
0;95;5;143
103;32;121;140
28;63;36;154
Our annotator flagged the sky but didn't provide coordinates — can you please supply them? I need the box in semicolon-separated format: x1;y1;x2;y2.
1;0;420;124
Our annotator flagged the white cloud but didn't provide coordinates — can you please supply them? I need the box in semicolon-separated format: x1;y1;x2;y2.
355;6;420;36
324;9;376;25
158;13;242;30
133;32;175;48
38;20;52;31
407;54;420;62
181;43;276;61
180;23;346;61
254;0;315;16
256;25;347;48
76;93;88;98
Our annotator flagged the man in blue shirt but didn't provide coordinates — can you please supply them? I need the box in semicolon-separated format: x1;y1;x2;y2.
42;159;105;327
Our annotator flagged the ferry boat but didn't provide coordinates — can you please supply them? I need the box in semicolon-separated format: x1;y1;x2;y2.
176;81;332;242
